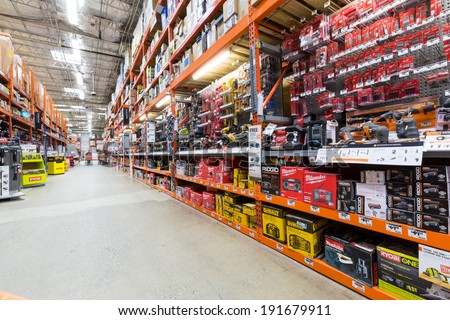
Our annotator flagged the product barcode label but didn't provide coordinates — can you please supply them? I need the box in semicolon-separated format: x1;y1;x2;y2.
310;206;320;213
224;186;229;190
312;88;321;94
355;82;364;89
348;66;356;71
340;89;348;95
408;228;427;240
427;38;440;46
236;224;240;230
338;212;351;221
309;67;316;72
305;257;314;267
386;222;403;234
216;183;221;187
358;216;373;227
287;199;295;207
203;209;206;213
276;243;284;251
266;194;272;201
411;44;423;52
384;54;394;60
399;71;410;78
249;191;254;197
339;69;347;75
381;75;391;82
352;280;366;293
233;187;238;192
398;48;409;56
210;182;214;186
249;231;255;238
228;221;232;226
211;212;215;217
304;90;312;96
240;189;246;194
219;216;223;221
327;73;335;79
365;80;375;86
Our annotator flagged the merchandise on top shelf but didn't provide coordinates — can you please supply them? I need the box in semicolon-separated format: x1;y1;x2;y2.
300;14;331;50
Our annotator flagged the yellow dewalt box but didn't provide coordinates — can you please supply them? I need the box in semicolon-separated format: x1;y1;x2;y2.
223;208;234;221
262;205;287;243
238;180;248;189
249;215;258;230
223;192;244;204
234;212;250;227
215;194;223;215
243;203;256;216
248;179;256;190
233;168;248;187
223;201;234;213
286;224;330;258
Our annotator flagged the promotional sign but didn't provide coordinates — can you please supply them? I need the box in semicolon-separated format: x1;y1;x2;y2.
21;144;37;153
248;125;262;180
123;107;130;126
34;112;41;130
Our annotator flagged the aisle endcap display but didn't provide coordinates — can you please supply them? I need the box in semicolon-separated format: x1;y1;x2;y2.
21;152;46;187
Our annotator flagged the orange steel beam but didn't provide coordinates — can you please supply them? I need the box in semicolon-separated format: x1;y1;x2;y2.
259;21;286;35
262;65;289;109
250;0;291;23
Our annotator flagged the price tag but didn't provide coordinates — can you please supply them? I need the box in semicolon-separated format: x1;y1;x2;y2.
300;92;306;97
266;194;272;201
338;212;351;221
305;257;314;267
210;182;214;186
211;212;215;217
310;206;320;213
329;92;335;98
398;48;409;56
249;231;255;238
287;199;295;207
235;224;240;230
440;61;448;68
365;79;375;86
219;215;223;221
327;73;335;79
386;222;403;234
348;66;356;72
228;221;232;226
313;39;319;46
381;75;391;82
313;88;321;94
340;89;348;95
424;16;435;24
224;186;229;190
276;243;284;251
358;216;373;227
216;183;221;188
352;280;366;293
240;189;246;194
208;149;217;153
304;90;312;96
249;190;254;197
410;44;423;52
339;69;347;75
300;71;306;75
406;24;416;30
309;67;316;72
384;54;394;61
399;71;410;78
408;228;427;240
446;89;450;96
427;38;440;46
356;82;364;89
203;209;207;213
233;187;238;192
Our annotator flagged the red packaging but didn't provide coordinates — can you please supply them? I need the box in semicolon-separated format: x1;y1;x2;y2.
335;58;345;75
323;68;335;82
386;83;406;100
282;31;301;55
358;88;373;105
370;21;381;40
191;191;203;206
318;91;334;109
357;0;373;17
373;0;391;11
316;46;328;67
424;26;440;44
309;53;316;72
345;32;355;50
293;60;301;75
352;28;362;47
372;86;385;102
303;171;342;209
396;35;409;52
383;42;397;57
353;73;364;89
291;99;306;116
362;26;372;44
415;3;428;25
410;31;424;47
332;97;345;113
430;0;443;17
202;192;216;211
342;4;359;26
399;8;415;30
345;95;358;111
345;77;354;92
300;59;309;74
346;56;356;71
363;69;373;84
378;17;396;38
312;71;323;90
386;61;399;76
399;56;414;72
149;173;155;185
328;42;340;59
304;74;313;93
331;13;345;35
280;167;309;201
403;78;420;97
372;45;384;60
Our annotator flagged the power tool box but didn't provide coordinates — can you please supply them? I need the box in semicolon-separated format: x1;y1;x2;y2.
415;214;449;234
388;195;416;212
303;171;341;209
387;167;419;184
280;166;309;201
261;165;281;196
387;209;415;227
325;228;384;287
418;244;450;290
419;166;450;183
262;205;287;243
416;197;450;216
387;182;414;198
415;182;450;199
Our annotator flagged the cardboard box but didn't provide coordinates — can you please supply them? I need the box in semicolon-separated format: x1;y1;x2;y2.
216;22;225;39
416;182;450;199
388;209;415;226
416;198;450;216
202;192;215;211
285;211;328;234
280;166;308;201
223;0;238;21
248;179;256;190
303;172;341;209
420;166;450;183
0;32;14;75
325;228;384;287
361;170;386;184
388;195;415;212
262;205;287;243
238;180;248;189
337;200;357;213
287;222;331;258
223;192;244;204
237;0;248;19
387;182;414;197
419;244;450;290
224;14;238;34
357;196;388;220
223;208;233;221
191;191;203;206
415;214;449;234
223;201;234;213
215;194;223;215
338;180;358;201
243;203;256;216
387;167;418;183
357;183;387;199
234;205;249;227
249;215;258;230
378;238;450;300
261;165;280;196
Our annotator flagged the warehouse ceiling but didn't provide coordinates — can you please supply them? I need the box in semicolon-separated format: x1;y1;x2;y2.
0;0;144;134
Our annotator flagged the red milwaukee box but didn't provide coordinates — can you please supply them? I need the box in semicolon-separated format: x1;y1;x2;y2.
399;8;415;30
415;3;427;25
372;86;385;102
149;173;155;185
357;0;372;17
399;56;414;72
303;172;341;209
383;42;397;57
424;25;440;44
373;0;391;11
345;95;358;111
190;191;203;206
280;167;309;201
362;26;372;44
202;192;216;211
332;97;344;113
430;0;442;17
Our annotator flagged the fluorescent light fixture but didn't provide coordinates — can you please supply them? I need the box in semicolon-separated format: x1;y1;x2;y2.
97;107;107;111
71;105;85;110
79;91;85;100
76;72;83;85
139;114;147;121
67;124;73;127
74;115;86;118
193;51;231;80
54;104;68;107
67;0;78;25
156;95;171;108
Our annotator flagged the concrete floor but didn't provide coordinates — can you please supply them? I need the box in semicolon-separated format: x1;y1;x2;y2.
0;165;365;300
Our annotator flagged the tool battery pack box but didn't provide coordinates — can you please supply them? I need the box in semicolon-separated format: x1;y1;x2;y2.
388;195;416;212
261;165;281;196
387;167;419;184
419;166;450;183
387;182;414;197
280;166;309;201
387;209;415;226
243;203;256;216
303;172;341;209
262;205;287;243
416;198;450;216
324;228;384;287
415;214;449;234
286;212;330;258
377;238;450;300
415;182;450;199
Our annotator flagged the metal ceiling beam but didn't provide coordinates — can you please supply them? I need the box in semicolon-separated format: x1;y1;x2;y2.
295;0;323;14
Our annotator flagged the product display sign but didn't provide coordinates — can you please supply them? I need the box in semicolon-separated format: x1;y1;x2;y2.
123;107;130;126
248;125;262;180
34;112;41;130
21;144;37;153
316;142;424;166
424;134;450;152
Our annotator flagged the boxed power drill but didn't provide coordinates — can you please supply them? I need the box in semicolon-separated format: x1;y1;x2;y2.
415;214;449;234
387;209;415;226
415;182;450;199
416;197;450;216
387;167;419;184
280;166;309;201
233;204;249;227
387;182;414;197
262;204;287;243
303;171;341;209
420;166;450;183
337;180;358;213
388;195;415;212
378;238;450;300
261;165;281;196
324;227;385;287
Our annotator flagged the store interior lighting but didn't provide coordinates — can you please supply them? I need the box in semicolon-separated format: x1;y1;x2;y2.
192;50;231;80
156;95;171;108
66;0;78;25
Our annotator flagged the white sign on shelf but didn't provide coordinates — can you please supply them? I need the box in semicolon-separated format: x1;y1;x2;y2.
424;135;450;152
408;228;427;241
386;222;403;234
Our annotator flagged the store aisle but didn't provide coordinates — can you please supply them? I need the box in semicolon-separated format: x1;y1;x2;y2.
0;165;365;300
